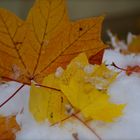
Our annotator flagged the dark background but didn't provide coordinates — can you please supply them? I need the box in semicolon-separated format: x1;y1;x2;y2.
0;0;140;42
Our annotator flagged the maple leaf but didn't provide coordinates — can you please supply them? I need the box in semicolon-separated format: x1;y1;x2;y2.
30;53;125;124
0;0;106;85
0;115;20;140
29;53;125;140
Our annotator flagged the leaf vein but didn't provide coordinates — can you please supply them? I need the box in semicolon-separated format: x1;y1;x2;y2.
36;22;98;75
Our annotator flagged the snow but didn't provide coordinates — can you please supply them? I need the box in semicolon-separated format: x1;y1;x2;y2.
107;31;128;51
0;45;140;139
55;67;64;78
107;31;136;52
0;82;29;116
84;64;94;74
103;49;140;68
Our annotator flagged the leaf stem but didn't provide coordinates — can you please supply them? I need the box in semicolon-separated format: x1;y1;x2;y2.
50;111;80;126
1;76;60;92
73;114;102;140
111;62;127;71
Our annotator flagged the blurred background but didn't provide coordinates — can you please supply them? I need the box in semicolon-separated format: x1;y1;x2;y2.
0;0;140;41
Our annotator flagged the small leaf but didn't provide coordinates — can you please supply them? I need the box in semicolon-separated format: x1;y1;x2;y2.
126;65;140;75
0;115;20;140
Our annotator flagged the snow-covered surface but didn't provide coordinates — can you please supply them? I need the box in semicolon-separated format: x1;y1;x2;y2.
0;48;140;140
0;83;29;116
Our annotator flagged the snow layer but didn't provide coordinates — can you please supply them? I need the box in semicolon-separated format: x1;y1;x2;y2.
0;82;29;116
0;49;140;140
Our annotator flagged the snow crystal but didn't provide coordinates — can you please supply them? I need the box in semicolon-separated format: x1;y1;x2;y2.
84;64;94;74
127;32;136;45
55;67;64;78
107;30;127;51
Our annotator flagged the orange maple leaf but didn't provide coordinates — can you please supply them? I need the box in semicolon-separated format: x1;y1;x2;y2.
126;65;140;75
0;115;20;140
0;0;106;85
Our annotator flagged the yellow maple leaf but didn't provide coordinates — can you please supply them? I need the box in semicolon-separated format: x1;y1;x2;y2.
30;53;125;123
